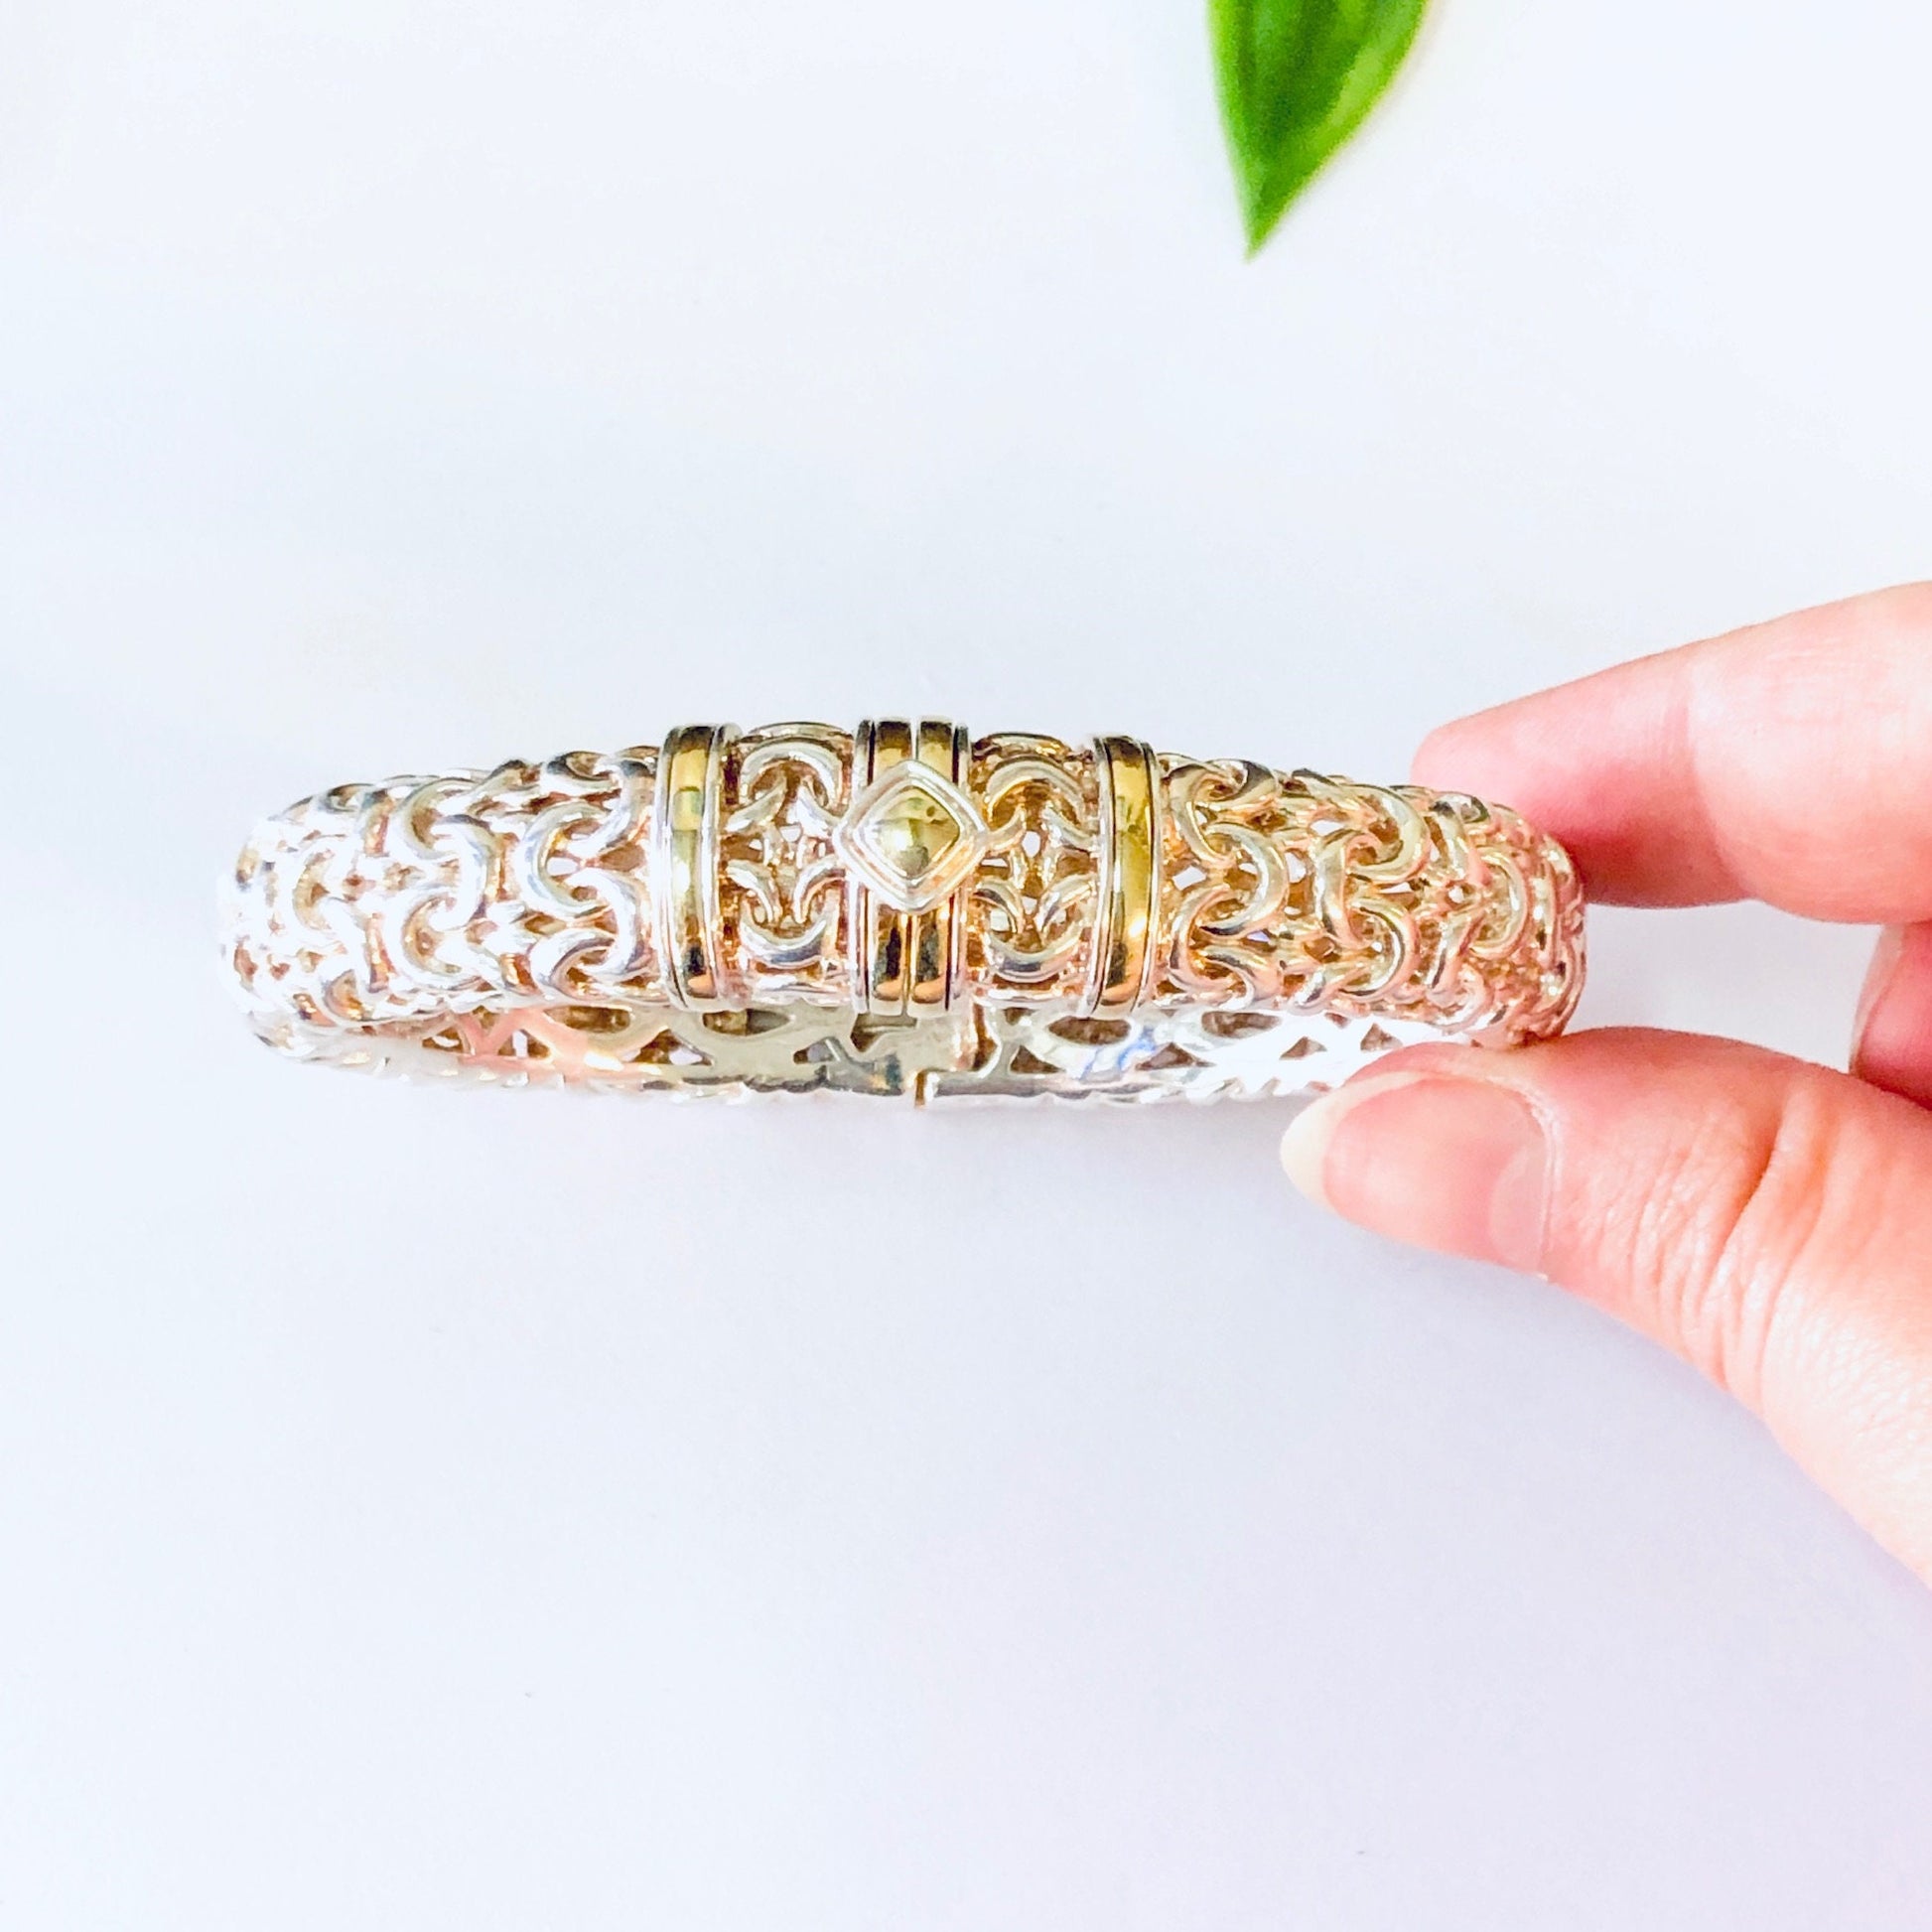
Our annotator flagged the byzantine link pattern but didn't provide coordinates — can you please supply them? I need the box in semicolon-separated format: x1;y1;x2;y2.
223;721;1585;1102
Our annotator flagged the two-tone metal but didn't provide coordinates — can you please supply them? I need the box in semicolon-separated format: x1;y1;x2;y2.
223;720;1586;1102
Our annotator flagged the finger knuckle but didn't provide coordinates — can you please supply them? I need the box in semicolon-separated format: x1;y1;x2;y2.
1616;1071;1863;1404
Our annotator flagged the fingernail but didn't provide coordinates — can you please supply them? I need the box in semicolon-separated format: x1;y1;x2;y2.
1281;1063;1550;1272
1853;923;1906;1047
1851;924;1932;1109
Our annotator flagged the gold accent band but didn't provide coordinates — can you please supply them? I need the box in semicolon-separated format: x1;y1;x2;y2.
652;722;734;1009
912;718;970;1016
849;718;899;1014
1085;735;1161;1015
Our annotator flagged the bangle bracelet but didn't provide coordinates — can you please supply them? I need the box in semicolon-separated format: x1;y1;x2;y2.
222;719;1585;1104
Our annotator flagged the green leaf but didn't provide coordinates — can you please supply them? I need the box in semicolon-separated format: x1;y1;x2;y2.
1211;0;1427;252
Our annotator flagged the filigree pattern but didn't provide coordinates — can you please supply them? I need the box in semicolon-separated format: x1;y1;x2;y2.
718;723;852;999
228;750;664;1051
224;723;1585;1100
1153;759;1581;1045
966;735;1099;1001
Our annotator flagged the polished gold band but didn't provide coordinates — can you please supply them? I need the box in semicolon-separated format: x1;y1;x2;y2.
651;722;733;1009
1086;734;1162;1016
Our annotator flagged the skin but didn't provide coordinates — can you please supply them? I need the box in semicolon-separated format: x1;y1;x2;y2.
1279;584;1932;1583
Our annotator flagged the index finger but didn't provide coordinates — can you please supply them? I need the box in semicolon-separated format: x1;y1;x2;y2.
1410;583;1932;921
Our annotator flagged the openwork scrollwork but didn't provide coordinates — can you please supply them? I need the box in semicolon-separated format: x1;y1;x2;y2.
719;725;852;995
968;735;1099;999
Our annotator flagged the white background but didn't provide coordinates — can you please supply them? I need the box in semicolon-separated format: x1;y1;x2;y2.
5;0;1932;1924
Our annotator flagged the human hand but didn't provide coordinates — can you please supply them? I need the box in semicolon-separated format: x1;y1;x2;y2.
1280;585;1932;1582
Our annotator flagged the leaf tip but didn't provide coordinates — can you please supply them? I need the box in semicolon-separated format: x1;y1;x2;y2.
1239;176;1299;256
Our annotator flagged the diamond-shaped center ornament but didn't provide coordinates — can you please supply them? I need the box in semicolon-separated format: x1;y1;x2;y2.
835;759;991;912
